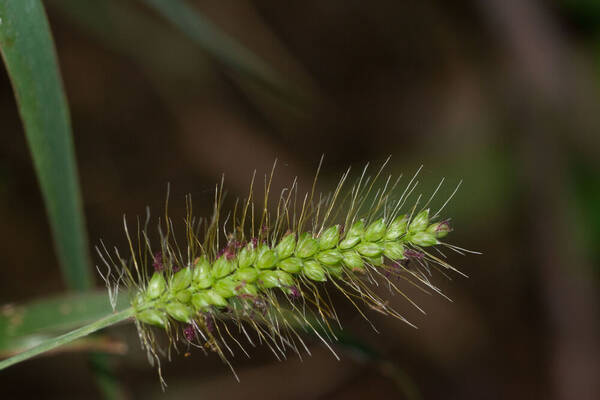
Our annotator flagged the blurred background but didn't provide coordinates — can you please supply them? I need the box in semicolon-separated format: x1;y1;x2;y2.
1;0;599;398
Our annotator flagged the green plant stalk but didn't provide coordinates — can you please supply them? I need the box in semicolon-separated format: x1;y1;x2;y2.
0;0;92;291
0;308;133;370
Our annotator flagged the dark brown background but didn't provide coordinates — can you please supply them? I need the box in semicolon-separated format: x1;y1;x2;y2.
1;0;599;399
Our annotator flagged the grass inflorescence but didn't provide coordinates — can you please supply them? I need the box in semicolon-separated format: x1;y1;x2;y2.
98;159;468;383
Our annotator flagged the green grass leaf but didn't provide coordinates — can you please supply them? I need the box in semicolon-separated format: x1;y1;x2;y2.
0;306;133;370
141;0;291;97
0;0;92;291
0;290;130;357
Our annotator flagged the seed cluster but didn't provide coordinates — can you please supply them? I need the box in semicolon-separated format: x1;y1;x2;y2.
132;209;451;328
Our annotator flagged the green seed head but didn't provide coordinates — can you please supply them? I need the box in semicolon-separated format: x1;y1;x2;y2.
112;162;465;383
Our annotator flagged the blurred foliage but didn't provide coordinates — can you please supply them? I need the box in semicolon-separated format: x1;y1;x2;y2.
559;0;600;33
568;155;600;268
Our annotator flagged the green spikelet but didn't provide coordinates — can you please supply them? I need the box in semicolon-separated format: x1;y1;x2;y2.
134;217;437;324
102;160;467;382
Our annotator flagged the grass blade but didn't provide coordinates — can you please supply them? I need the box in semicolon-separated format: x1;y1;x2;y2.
0;290;131;356
0;0;92;290
142;0;292;97
0;308;133;370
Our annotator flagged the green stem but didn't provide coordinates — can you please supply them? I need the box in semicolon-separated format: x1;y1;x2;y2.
0;308;134;370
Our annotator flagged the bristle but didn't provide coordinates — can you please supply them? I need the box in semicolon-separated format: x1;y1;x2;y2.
97;160;469;383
